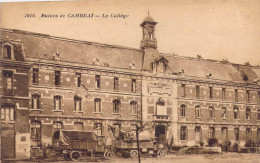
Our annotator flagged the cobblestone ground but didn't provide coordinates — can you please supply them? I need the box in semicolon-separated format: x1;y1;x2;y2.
10;153;260;163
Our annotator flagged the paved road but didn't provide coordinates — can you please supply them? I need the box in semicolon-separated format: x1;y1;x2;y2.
11;153;260;163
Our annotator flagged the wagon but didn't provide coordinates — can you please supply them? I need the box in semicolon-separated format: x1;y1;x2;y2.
52;130;113;161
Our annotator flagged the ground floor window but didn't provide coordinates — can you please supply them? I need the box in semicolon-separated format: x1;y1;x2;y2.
31;121;41;146
180;126;187;140
94;123;103;136
209;127;215;138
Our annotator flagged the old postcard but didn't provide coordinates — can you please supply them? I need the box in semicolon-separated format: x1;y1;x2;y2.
0;0;260;162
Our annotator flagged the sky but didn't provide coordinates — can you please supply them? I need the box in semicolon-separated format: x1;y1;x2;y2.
1;0;260;66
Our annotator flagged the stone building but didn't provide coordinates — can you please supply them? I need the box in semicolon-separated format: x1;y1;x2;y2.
1;14;260;159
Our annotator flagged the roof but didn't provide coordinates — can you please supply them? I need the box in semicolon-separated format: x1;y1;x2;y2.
0;28;144;71
1;28;260;85
164;54;260;83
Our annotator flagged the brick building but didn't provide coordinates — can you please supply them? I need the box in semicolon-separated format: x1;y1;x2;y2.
1;14;260;159
0;37;31;159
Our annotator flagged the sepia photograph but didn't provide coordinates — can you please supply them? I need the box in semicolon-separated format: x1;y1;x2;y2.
0;0;260;162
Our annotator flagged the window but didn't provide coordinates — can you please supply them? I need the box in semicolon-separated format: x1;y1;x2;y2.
234;128;239;141
257;129;260;142
196;85;200;99
246;90;250;103
113;99;121;113
156;100;167;116
53;121;63;129
1;106;14;121
209;127;215;138
180;104;186;117
114;77;119;90
181;84;186;97
32;68;39;84
95;75;100;89
258;92;260;104
195;105;201;118
130;101;138;115
74;96;82;111
32;94;40;109
257;109;260;120
222;88;226;100
3;45;12;59
76;73;81;87
209;106;214;118
131;79;136;92
221;127;228;140
94;98;101;113
94;123;103;136
31;121;41;140
235;89;238;102
246;108;251;120
54;71;61;86
74;122;83;131
221;107;227;119
209;87;213;99
54;96;62;110
180;126;187;140
246;128;252;139
3;70;13;95
233;106;239;119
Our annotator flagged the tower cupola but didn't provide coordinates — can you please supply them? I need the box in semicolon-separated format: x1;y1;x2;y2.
140;13;157;49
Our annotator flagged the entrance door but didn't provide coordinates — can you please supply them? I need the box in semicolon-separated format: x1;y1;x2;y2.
155;125;166;143
1;124;15;158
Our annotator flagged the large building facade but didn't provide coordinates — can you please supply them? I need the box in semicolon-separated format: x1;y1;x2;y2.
1;15;260;159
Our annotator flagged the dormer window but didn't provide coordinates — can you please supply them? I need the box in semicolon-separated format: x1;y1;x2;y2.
2;44;13;59
152;57;168;74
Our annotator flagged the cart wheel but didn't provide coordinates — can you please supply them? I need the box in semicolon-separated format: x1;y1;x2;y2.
152;153;157;158
64;154;71;161
70;151;81;161
159;149;166;157
130;150;138;158
104;151;114;159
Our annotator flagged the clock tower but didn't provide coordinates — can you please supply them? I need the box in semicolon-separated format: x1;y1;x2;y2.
140;13;157;49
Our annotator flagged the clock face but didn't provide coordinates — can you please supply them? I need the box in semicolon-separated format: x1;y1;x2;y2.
147;27;153;33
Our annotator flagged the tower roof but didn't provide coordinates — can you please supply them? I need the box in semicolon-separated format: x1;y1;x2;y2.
140;14;157;26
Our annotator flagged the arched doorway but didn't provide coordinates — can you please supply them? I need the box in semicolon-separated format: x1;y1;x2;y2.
155;125;166;143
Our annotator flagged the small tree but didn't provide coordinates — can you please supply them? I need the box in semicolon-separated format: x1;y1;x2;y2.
208;138;218;147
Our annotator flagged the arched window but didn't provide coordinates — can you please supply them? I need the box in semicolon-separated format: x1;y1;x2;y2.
180;104;186;117
74;96;82;111
180;126;187;140
233;106;239;119
195;105;201;118
113;99;121;113
246;108;251;120
94;98;102;113
32;94;40;109
3;45;12;59
209;106;214;118
130;101;138;115
54;96;62;110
